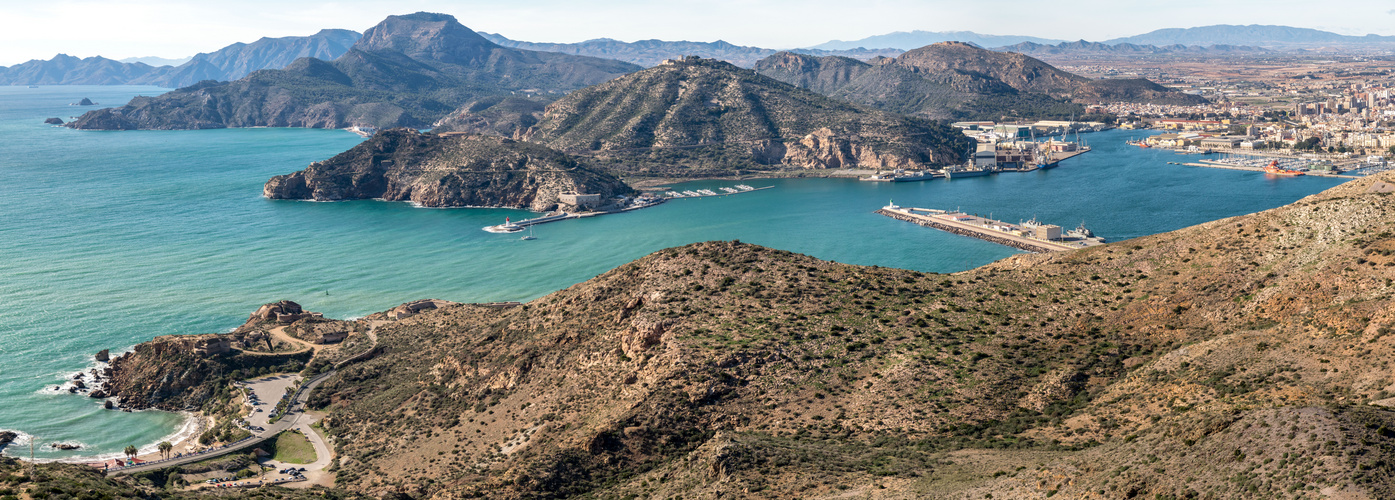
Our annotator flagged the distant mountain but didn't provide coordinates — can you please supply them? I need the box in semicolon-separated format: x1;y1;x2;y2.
512;56;973;178
118;56;191;67
478;32;901;68
0;54;166;85
810;30;1066;51
755;42;1204;121
66;13;639;131
1105;25;1395;47
169;29;361;86
997;40;1267;56
1;29;361;87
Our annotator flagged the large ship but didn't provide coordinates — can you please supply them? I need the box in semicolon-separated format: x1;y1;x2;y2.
942;165;994;179
1263;160;1305;177
860;169;936;182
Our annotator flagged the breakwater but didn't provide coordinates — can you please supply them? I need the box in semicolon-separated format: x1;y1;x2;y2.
876;209;1064;253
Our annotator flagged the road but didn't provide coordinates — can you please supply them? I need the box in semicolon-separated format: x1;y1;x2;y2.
108;370;335;476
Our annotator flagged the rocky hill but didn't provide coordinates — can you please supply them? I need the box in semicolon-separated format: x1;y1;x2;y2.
64;13;638;131
35;173;1395;498
509;56;972;177
305;172;1395;498
264;128;633;210
755;42;1205;120
479;32;903;68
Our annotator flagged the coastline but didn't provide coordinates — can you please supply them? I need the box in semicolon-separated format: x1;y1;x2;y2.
625;168;875;190
8;411;207;466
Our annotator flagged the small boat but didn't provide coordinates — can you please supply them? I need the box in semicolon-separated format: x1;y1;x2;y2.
27;85;39;88
521;225;536;241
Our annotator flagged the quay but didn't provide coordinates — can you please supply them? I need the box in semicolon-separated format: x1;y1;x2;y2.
484;184;773;233
877;204;1105;253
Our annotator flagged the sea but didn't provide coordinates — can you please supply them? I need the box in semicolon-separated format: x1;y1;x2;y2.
0;86;1347;461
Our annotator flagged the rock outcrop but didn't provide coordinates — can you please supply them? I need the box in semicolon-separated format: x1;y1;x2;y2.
94;349;109;362
0;431;15;447
103;333;310;411
76;98;94;106
265;129;634;211
44;117;63;125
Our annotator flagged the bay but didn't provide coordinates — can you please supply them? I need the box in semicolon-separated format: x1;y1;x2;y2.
0;86;1346;460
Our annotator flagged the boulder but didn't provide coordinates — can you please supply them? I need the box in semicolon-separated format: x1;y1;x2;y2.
89;390;108;399
103;400;114;409
77;98;94;106
44;117;64;125
52;443;80;450
0;431;16;446
95;349;110;362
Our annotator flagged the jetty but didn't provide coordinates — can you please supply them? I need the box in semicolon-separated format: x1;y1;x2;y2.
877;204;1105;253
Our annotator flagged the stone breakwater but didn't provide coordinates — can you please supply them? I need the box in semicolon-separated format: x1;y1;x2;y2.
875;209;1058;253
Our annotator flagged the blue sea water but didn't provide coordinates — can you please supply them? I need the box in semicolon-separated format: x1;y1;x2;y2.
0;86;1347;460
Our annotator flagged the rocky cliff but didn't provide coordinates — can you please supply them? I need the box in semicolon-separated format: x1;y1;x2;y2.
102;334;310;411
264;128;633;210
515;56;971;177
65;13;638;131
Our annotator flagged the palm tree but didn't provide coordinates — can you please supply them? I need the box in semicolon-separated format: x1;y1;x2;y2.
123;445;138;463
158;441;173;460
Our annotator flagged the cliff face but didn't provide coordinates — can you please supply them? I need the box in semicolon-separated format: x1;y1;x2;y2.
103;334;310;411
65;13;639;131
264;128;633;210
516;56;971;177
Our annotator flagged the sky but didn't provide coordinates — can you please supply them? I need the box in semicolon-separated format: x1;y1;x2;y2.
3;0;1395;65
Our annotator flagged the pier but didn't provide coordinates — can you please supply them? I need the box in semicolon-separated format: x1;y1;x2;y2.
877;205;1105;253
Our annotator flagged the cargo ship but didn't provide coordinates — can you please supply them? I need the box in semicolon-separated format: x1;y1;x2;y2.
1263;160;1305;177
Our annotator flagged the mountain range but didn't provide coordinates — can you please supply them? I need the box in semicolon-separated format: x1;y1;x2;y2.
810;30;1067;51
479;32;902;68
1105;24;1395;47
65;13;639;131
996;40;1268;57
0;29;361;87
754;42;1205;121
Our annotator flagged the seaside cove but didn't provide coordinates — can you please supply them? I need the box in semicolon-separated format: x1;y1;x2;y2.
0;86;1346;460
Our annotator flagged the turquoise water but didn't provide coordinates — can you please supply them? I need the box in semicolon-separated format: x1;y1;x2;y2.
0;86;1347;461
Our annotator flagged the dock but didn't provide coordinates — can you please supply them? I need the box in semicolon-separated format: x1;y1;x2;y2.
662;184;774;199
877;205;1105;253
1165;160;1360;179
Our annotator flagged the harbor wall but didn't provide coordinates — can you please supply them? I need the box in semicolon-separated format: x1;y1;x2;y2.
875;209;1059;253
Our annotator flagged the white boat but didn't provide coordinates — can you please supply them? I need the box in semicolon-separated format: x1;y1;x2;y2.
521;225;536;240
683;190;700;197
720;187;738;193
735;184;754;191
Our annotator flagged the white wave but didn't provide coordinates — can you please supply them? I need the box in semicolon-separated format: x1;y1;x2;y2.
44;412;202;464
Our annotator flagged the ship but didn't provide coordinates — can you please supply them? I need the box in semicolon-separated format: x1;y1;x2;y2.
1126;138;1151;148
1263;160;1305;177
1066;222;1102;242
942;166;993;179
860;169;936;182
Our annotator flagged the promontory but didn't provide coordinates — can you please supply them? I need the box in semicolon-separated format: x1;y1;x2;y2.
263;128;633;211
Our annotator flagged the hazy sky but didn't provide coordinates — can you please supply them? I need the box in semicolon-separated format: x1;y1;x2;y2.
4;0;1395;65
